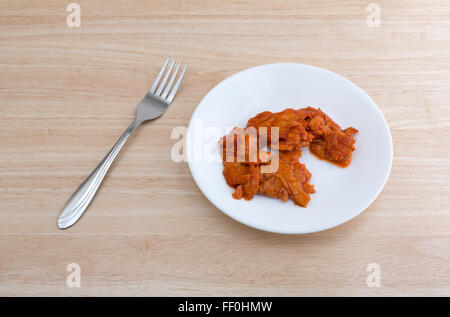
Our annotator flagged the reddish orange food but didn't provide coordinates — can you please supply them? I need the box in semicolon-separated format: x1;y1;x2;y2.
246;107;358;167
220;127;268;201
258;150;315;207
220;107;358;207
220;127;315;207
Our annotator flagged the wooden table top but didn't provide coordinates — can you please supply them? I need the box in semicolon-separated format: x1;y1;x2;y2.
0;0;449;296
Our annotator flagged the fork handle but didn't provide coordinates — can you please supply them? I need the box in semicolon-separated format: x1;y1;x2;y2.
57;120;140;229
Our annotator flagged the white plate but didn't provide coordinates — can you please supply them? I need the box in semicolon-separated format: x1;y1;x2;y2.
187;63;392;234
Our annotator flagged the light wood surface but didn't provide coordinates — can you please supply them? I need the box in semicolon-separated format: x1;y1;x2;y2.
0;0;449;296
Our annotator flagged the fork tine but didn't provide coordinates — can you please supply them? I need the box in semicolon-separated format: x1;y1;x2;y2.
150;57;170;94
167;64;187;103
156;60;175;96
161;62;181;100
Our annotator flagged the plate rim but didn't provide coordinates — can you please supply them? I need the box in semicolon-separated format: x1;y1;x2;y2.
187;62;393;234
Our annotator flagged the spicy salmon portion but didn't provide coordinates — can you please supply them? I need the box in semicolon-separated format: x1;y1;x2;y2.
258;150;315;207
220;127;269;200
223;162;260;200
246;107;318;151
309;126;358;167
220;127;315;206
246;107;358;167
219;107;357;207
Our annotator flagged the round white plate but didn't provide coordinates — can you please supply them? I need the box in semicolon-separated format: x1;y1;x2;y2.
187;63;392;234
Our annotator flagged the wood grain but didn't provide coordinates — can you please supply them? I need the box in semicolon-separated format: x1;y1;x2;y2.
0;0;449;296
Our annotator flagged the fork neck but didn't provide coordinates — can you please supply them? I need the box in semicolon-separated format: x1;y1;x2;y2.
127;119;141;134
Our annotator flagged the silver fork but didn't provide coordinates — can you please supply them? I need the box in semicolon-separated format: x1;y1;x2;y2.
57;58;187;229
